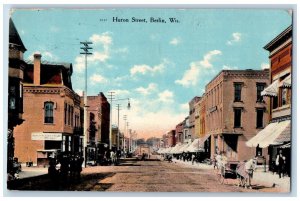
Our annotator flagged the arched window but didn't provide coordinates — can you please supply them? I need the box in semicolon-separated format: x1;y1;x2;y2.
44;102;54;123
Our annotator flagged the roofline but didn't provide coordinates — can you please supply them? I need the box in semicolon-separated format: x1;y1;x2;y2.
263;25;292;50
205;69;269;89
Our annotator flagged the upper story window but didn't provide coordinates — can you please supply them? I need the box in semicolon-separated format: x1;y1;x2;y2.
256;108;264;128
44;102;54;124
281;88;288;106
234;83;242;102
256;83;265;102
234;108;242;128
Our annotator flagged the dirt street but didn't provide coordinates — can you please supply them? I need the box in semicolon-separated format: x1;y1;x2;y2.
8;157;287;193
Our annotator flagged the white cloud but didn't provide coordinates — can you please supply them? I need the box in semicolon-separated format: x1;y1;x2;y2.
175;50;222;87
261;62;270;70
158;90;174;103
180;103;189;111
135;83;158;95
27;51;58;61
227;32;242;45
74;32;113;73
112;89;130;97
169;37;181;46
90;32;112;49
75;89;83;96
222;65;239;70
130;59;169;76
90;74;108;84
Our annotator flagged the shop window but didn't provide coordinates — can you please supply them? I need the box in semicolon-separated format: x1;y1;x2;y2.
256;109;264;128
234;108;242;128
234;83;242;102
44;102;54;123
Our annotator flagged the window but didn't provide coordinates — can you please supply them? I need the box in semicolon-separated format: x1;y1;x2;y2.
234;83;242;102
256;83;265;102
256;109;264;128
44;102;54;123
234;108;242;128
272;96;278;109
9;86;16;110
64;103;67;125
281;88;288;106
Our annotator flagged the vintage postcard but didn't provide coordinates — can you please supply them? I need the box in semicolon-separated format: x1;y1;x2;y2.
6;7;293;193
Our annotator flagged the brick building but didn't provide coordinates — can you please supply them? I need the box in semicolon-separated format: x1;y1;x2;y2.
14;53;82;166
8;19;27;173
87;93;110;145
166;130;176;147
188;96;201;140
247;25;292;173
194;95;206;139
175;121;184;144
206;69;270;161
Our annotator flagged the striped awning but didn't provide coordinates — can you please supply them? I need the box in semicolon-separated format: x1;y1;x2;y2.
246;120;291;148
279;74;291;88
261;80;279;97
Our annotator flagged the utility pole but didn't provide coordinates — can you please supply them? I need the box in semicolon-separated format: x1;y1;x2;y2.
116;104;121;151
107;91;115;150
123;115;127;151
80;41;93;167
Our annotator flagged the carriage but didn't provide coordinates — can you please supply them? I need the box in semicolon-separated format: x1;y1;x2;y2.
217;161;239;184
217;159;257;188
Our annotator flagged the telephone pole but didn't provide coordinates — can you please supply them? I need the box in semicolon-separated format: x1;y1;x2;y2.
80;41;93;167
107;91;115;150
116;104;121;151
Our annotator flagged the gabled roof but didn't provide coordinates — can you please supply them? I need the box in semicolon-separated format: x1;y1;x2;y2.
9;18;27;52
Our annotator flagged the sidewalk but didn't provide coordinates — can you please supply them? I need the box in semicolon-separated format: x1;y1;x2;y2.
18;164;48;179
171;158;290;192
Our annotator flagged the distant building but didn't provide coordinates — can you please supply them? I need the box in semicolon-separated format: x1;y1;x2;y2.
8;19;27;173
206;69;270;161
175;121;184;144
188;96;201;140
14;53;82;166
166;130;176;147
183;117;190;143
87;93;110;145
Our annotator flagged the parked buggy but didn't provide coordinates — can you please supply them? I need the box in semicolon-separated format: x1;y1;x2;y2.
217;161;239;184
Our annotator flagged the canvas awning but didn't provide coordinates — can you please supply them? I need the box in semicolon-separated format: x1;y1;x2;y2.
246;120;291;148
170;143;182;154
178;142;192;153
186;134;210;152
261;80;279;97
279;74;291;88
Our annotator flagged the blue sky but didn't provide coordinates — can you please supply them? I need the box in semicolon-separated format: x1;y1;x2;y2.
11;8;292;138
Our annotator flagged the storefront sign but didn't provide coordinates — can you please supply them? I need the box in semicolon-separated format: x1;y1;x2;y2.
31;132;62;141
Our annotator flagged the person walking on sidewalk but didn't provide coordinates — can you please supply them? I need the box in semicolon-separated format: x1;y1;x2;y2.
276;149;286;178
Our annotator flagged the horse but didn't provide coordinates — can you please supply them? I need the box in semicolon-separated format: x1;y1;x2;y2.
236;158;257;189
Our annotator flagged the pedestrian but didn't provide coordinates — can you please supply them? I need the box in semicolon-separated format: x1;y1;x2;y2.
276;149;286;178
192;154;195;165
110;150;116;165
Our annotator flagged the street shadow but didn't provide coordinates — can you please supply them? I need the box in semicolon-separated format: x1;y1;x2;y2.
7;172;116;191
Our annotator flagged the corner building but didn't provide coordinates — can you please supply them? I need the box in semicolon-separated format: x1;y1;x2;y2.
14;53;82;166
206;69;270;161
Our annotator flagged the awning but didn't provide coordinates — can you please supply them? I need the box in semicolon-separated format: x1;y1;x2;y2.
279;74;291;88
170;143;182;154
246;120;291;148
279;142;291;149
274;121;291;144
178;142;192;153
186;134;210;152
261;80;279;97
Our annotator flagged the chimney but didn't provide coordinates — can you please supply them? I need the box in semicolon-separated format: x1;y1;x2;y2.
33;53;41;85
